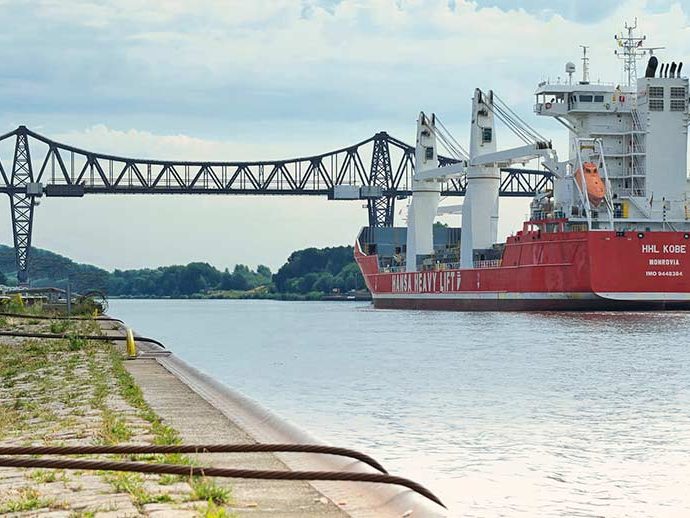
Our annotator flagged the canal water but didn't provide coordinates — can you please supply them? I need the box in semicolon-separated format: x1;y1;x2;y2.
109;299;690;516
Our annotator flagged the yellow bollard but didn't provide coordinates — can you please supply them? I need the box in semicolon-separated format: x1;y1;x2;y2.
126;328;137;359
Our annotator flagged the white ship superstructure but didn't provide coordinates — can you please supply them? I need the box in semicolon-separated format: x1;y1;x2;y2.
534;21;690;231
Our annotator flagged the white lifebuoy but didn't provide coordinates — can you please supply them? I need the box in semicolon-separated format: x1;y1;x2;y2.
545;102;552;109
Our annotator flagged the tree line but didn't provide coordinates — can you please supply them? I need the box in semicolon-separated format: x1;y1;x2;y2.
0;244;366;298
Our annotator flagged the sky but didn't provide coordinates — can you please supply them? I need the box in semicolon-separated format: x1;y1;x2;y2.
1;0;690;272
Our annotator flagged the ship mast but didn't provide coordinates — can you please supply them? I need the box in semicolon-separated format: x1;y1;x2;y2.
614;18;663;87
580;45;590;84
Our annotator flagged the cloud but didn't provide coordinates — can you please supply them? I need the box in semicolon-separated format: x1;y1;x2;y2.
471;0;621;22
3;0;689;139
1;0;690;270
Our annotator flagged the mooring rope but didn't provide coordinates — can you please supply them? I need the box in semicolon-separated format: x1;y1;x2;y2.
0;444;387;474
0;455;445;508
0;330;165;349
0;312;124;324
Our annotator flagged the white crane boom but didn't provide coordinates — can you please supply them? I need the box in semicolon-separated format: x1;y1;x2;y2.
470;142;556;168
413;161;467;182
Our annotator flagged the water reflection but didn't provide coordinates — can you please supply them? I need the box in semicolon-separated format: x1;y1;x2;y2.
110;300;690;516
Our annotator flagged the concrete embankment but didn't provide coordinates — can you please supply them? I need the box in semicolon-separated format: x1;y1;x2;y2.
0;313;446;517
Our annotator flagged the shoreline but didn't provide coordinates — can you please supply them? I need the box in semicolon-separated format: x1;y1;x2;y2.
122;323;446;517
0;310;445;517
107;293;372;302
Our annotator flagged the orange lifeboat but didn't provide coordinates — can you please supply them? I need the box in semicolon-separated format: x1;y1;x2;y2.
575;162;606;207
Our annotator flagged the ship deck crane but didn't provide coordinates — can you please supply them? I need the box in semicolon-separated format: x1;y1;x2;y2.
407;89;563;270
414;141;561;183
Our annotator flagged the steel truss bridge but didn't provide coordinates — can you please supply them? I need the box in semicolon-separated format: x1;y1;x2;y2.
0;126;553;283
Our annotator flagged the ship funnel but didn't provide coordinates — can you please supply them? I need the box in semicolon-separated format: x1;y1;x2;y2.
678;62;684;77
645;56;659;78
670;62;677;78
645;57;658;78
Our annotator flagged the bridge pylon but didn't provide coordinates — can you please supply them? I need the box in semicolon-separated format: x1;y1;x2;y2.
367;133;395;227
9;127;36;286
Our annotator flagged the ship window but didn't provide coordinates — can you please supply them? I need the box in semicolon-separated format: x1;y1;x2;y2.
671;87;686;99
649;86;664;98
425;146;434;159
671;99;686;111
649;98;664;111
594;95;604;102
482;127;492;143
579;95;593;102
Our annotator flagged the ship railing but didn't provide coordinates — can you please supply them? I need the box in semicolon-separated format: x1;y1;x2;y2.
379;263;405;273
618;188;646;197
473;259;502;269
631;109;645;131
381;258;479;272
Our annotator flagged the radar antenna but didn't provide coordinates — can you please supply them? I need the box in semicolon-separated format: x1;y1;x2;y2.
580;45;590;84
614;18;664;87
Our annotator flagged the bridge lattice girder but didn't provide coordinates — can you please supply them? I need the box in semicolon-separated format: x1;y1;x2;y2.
0;126;553;283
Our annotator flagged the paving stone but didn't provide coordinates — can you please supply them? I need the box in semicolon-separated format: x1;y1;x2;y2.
0;319;349;517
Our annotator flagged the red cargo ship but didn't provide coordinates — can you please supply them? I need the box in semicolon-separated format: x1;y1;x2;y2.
355;225;690;311
355;25;690;311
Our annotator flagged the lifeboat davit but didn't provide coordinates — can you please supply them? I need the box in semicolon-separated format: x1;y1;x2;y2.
575;162;606;207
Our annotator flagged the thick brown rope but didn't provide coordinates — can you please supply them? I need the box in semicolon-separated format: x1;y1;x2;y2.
0;330;165;349
0;444;387;474
0;456;445;508
0;312;124;324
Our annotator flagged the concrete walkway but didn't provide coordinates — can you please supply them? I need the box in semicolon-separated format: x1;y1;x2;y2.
125;357;348;517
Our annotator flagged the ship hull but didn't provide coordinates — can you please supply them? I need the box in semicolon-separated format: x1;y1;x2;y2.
371;293;690;311
355;229;690;312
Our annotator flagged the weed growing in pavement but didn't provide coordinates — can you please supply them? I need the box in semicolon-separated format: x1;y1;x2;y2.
27;470;58;484
0;487;54;513
97;408;132;444
103;471;175;507
50;320;70;334
200;501;236;517
190;478;232;505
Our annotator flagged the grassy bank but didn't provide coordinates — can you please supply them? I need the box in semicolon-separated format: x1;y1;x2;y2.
0;311;234;517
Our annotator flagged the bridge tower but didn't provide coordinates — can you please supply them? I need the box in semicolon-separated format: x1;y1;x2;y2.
9;127;36;285
367;132;395;227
